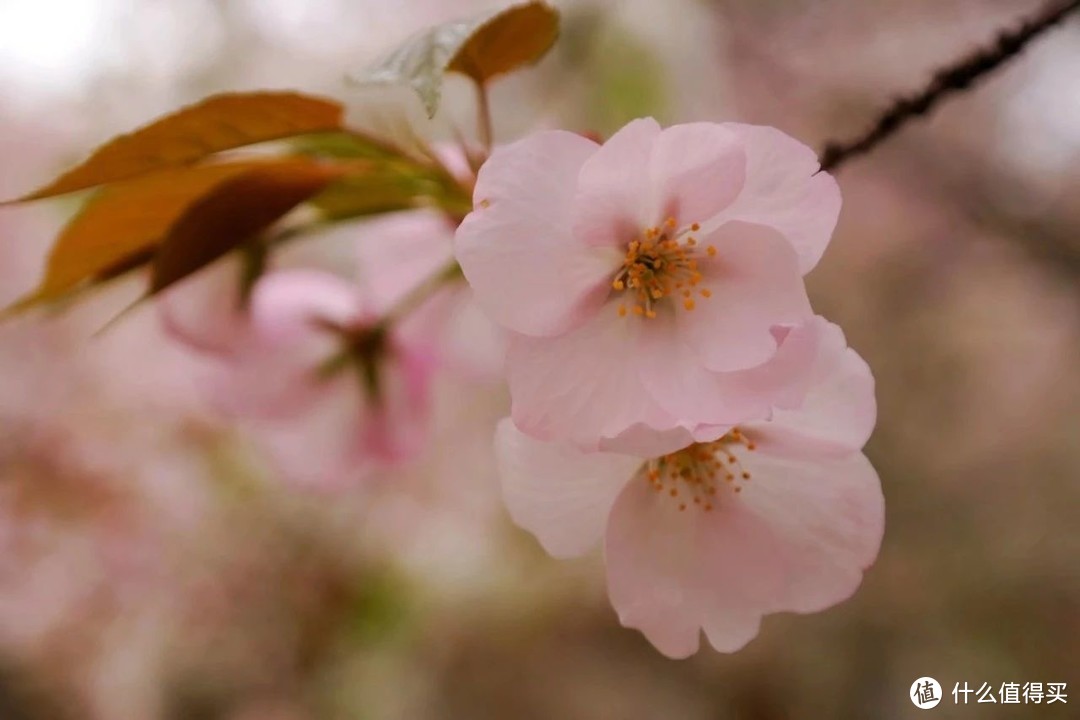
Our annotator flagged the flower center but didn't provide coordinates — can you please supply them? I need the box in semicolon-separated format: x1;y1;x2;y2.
612;216;716;319
641;428;756;512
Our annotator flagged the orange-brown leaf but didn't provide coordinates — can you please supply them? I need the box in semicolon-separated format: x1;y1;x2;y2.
7;92;344;203
447;2;559;83
150;160;345;294
352;1;559;117
8;162;276;311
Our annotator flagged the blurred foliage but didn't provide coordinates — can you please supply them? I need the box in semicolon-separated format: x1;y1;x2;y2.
586;26;668;133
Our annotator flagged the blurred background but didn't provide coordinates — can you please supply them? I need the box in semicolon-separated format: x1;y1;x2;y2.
1;0;1078;718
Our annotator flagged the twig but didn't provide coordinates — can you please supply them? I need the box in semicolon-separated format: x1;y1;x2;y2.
820;0;1080;173
475;78;494;155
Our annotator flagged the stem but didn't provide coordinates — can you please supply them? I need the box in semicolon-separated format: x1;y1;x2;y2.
475;78;494;154
380;260;462;327
819;0;1080;173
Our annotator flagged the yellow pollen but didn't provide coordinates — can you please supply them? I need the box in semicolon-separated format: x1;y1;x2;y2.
700;288;712;298
706;246;717;257
640;428;756;513
611;218;713;319
690;223;700;231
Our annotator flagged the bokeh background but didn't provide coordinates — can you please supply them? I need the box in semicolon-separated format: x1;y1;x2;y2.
1;0;1078;718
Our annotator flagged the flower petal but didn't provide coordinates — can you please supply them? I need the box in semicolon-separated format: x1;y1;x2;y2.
598;423;701;458
506;303;680;451
220;270;363;418
678;220;811;372
249;373;377;492
362;337;435;463
156;251;251;356
649;122;746;227
495;419;640;559
715;124;841;274
603;477;704;658
456;130;618;337
354;209;456;314
572;118;661;248
398;285;507;383
604;476;784;657
639;316;819;427
733;449;885;614
750;318;877;456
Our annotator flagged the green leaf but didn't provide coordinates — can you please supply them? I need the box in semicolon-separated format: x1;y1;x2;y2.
311;165;471;220
351;1;559;118
290;130;404;161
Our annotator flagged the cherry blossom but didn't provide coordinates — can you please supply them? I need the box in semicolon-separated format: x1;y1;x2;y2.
156;250;257;355
208;269;435;489
455;118;841;449
495;318;882;657
353;209;506;382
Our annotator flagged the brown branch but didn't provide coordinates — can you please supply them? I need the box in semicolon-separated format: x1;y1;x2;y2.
820;0;1080;173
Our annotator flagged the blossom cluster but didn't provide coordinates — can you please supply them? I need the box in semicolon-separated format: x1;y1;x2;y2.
161;117;883;658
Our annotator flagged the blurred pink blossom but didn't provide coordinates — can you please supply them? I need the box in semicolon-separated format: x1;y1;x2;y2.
455;118;840;452
206;269;434;489
495;317;882;658
354;209;506;382
156;251;256;355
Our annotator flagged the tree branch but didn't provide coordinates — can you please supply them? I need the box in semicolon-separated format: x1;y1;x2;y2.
820;0;1080;173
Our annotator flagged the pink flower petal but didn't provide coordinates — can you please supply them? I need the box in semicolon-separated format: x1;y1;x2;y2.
505;304;681;450
604;441;882;656
649;122;746;227
219;270;364;419
638;317;820;428
603;477;704;658
604;476;784;658
573;118;661;248
250;269;363;339
397;285;507;383
245;330;433;491
598;423;704;458
678;220;812;372
495;419;641;559
456;131;618;337
156;252;251;356
750;318;877;457
354;209;456;314
730;449;885;615
715;124;842;274
249;373;377;492
362;338;434;462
